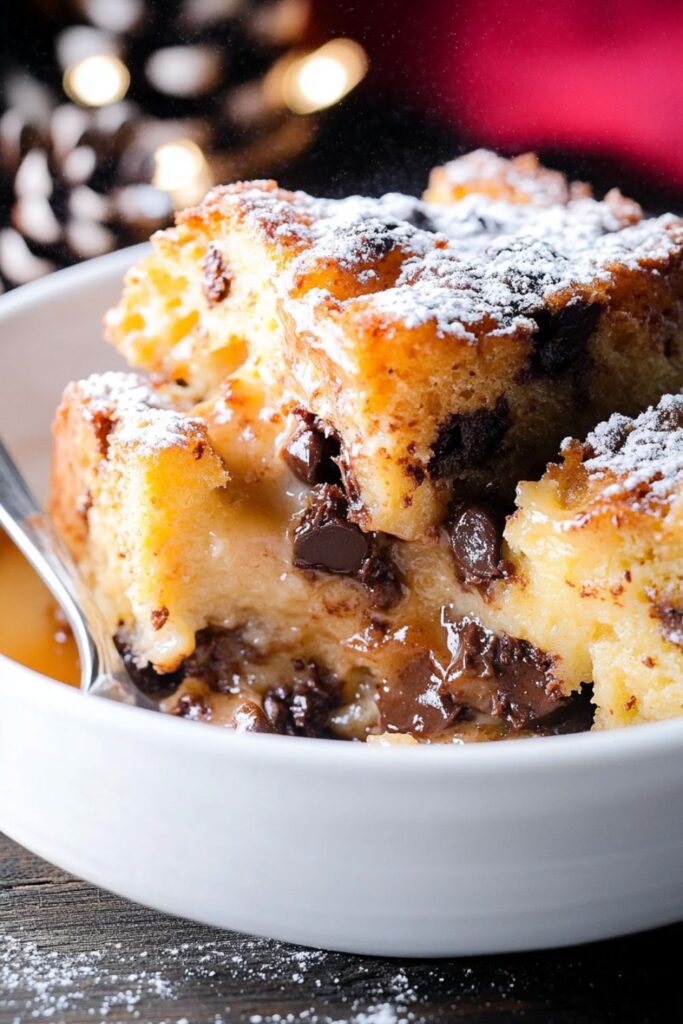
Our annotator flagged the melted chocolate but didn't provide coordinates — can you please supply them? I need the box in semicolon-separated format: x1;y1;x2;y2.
170;693;212;721
448;502;504;586
405;208;437;233
293;484;369;574
293;484;403;608
283;410;341;486
530;299;602;377
533;682;596;735
357;550;404;610
116;626;258;699
429;398;510;479
376;651;463;737
114;634;183;698
445;617;563;729
263;660;342;738
181;625;258;693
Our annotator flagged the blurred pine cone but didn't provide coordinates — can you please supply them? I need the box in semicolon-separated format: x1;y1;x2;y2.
0;0;315;289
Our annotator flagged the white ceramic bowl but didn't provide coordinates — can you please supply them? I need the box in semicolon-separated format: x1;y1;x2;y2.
1;249;683;957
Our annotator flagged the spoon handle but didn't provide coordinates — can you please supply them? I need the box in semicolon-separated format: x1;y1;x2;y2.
0;438;99;684
0;438;156;709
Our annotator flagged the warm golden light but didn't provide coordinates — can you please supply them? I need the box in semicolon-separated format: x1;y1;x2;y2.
152;139;213;208
281;39;368;115
63;54;130;108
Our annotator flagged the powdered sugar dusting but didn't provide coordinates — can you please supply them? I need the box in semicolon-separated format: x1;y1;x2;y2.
583;393;683;502
77;371;167;413
78;371;205;456
435;149;576;205
220;171;683;342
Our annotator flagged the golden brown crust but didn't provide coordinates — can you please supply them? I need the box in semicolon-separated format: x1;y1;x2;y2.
104;160;683;539
48;153;683;737
423;149;591;205
50;372;229;671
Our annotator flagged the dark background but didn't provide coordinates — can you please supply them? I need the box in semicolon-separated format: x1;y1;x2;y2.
3;0;683;287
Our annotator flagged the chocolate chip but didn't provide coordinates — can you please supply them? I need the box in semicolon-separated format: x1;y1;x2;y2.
283;410;341;485
533;682;595;735
292;483;402;608
202;243;232;306
429;398;510;480
263;687;295;734
445;617;564;729
181;625;258;693
170;693;212;721
293;484;369;574
231;699;273;734
449;502;504;586
114;634;183;698
530;299;602;377
263;660;342;737
377;651;463;737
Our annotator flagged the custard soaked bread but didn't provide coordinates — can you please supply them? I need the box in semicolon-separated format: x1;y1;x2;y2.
50;152;683;741
50;367;683;737
105;159;683;540
51;370;595;740
464;395;683;730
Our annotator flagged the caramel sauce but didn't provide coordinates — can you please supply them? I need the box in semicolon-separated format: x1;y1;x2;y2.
0;533;80;686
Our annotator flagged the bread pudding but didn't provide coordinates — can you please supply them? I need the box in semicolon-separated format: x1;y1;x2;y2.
461;395;683;730
423;149;591;205
49;151;683;741
105;157;683;541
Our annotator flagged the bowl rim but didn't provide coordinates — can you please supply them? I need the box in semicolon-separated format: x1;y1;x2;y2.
2;247;683;774
0;243;150;321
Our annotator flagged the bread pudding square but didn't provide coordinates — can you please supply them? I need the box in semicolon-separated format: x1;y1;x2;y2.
462;395;683;729
51;367;597;741
50;372;229;672
105;169;683;540
50;153;683;740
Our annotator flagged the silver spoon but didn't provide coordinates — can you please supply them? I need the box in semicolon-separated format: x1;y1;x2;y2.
0;437;158;710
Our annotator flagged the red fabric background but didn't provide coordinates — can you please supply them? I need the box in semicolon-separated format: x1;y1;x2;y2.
325;0;683;185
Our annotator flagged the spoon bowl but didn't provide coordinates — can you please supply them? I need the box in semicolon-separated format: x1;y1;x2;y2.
0;380;156;710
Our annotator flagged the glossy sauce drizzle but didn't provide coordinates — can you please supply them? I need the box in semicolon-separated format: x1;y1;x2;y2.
0;533;80;685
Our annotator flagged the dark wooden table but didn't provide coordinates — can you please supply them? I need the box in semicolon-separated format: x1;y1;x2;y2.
0;831;677;1024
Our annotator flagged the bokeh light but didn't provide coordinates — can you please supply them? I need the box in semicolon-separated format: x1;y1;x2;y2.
152;139;213;208
63;54;130;107
280;39;368;115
